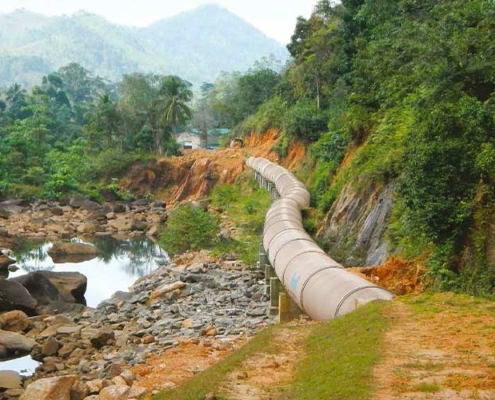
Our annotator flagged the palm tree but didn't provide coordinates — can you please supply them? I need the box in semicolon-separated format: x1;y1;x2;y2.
158;76;193;153
5;83;27;118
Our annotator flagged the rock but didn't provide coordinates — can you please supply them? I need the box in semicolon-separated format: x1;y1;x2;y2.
36;301;87;315
0;310;30;332
151;200;166;208
77;223;98;234
109;219;148;232
119;370;135;386
48;242;100;258
39;315;78;337
112;376;128;386
0;280;37;314
142;335;155;344
90;327;115;349
128;386;150;398
70;380;89;400
82;396;99;400
68;196;88;209
81;200;103;212
20;375;76;400
3;388;25;399
85;379;103;394
0;330;36;355
218;229;231;240
0;255;15;268
99;386;130;400
0;208;9;219
0;370;21;389
151;281;186;300
41;336;60;356
11;272;63;306
49;206;64;216
89;210;107;221
99;189;119;202
37;271;87;304
132;199;149;207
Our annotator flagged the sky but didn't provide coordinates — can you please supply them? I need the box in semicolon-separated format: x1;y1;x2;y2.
0;0;317;44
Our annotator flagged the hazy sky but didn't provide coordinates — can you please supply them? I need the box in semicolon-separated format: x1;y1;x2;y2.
0;0;317;44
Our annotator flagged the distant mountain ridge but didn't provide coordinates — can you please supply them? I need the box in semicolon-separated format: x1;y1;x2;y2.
0;5;288;88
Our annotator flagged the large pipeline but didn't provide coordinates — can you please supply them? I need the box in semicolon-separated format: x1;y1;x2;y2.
246;157;393;321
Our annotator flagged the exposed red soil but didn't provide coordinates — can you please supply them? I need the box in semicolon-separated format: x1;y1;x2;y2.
119;130;306;204
351;257;428;295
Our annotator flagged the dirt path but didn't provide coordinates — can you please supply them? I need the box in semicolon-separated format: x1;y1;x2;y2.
218;321;314;400
373;297;495;400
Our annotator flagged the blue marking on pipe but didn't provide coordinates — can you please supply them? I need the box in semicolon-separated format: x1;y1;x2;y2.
290;273;301;292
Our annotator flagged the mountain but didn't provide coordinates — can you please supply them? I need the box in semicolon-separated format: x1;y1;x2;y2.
0;6;288;88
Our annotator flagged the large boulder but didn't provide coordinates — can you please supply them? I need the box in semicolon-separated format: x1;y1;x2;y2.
48;242;100;263
11;272;62;306
11;271;88;313
0;280;37;314
20;376;76;400
38;271;87;304
0;329;36;356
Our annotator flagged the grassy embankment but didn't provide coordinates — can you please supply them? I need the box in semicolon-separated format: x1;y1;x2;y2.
152;300;391;400
152;292;495;399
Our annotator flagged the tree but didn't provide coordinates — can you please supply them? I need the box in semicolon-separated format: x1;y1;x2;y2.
5;83;28;119
158;76;193;152
84;93;121;150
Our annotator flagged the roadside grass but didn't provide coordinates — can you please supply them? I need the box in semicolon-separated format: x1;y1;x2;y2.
151;325;279;400
281;300;391;400
414;382;441;393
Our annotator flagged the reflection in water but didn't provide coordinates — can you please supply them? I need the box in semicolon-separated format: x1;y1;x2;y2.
9;236;169;307
0;355;40;375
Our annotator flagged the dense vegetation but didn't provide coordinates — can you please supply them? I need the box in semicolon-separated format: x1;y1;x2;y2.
3;0;495;294
207;0;495;294
0;6;287;87
0;63;196;199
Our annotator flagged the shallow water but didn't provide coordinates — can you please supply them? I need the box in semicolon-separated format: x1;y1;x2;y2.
0;355;40;376
8;236;169;307
0;236;168;374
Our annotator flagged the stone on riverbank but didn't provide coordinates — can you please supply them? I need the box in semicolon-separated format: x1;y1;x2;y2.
0;329;36;355
0;370;22;389
20;375;76;400
0;310;30;332
0;280;37;314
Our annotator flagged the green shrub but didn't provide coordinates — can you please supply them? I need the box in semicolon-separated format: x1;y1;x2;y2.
284;100;329;143
159;204;220;255
210;185;240;209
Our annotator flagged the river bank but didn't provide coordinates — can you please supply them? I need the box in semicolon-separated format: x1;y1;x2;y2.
0;196;273;399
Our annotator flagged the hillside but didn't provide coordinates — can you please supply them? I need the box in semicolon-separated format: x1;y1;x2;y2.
0;6;288;87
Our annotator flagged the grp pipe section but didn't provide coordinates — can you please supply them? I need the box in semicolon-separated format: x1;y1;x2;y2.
247;156;393;321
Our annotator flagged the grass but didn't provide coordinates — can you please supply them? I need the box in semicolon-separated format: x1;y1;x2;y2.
414;382;441;393
151;325;278;400
282;300;391;400
209;181;272;267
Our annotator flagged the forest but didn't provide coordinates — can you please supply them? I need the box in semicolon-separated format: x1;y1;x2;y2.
2;0;495;293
